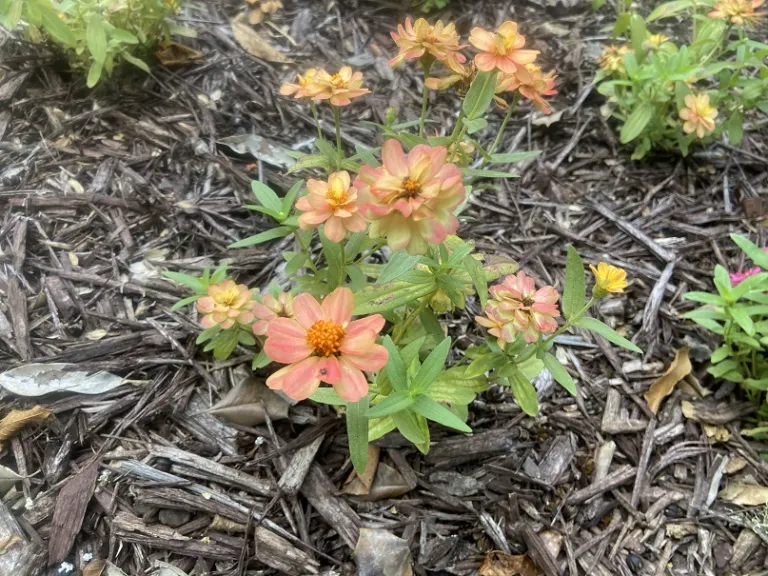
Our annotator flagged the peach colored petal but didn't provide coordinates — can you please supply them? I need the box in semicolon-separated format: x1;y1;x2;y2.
252;320;269;336
267;357;321;400
293;293;325;328
322;287;354;325
264;336;312;364
474;53;500;72
316;356;342;384
267;317;307;340
197;296;216;313
334;359;369;402
324;216;346;242
200;314;217;328
299;210;330;229
381;139;409;179
345;213;367;232
343;343;389;372
339;329;376;356
469;28;495;51
345;315;386;339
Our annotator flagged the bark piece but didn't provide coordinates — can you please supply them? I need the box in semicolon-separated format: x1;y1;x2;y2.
0;502;45;576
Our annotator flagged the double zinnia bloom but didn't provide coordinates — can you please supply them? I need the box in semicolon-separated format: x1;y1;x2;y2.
279;66;369;107
197;280;255;329
263;287;388;402
296;171;367;242
679;93;718;139
708;0;764;24
389;17;466;68
468;21;539;77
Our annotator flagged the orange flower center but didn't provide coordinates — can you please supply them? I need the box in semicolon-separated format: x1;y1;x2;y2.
217;289;240;307
306;320;346;356
401;178;421;197
330;73;346;87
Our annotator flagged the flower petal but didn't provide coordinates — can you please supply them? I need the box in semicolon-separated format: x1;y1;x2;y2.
322;287;354;325
343;343;389;372
334;359;370;402
293;293;325;328
267;317;307;340
381;139;409;179
267;357;321;401
317;355;342;384
264;335;313;364
345;315;385;339
324;216;346;243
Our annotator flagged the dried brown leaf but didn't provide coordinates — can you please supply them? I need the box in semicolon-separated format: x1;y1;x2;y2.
479;551;539;576
0;535;21;556
719;483;768;506
0;405;50;448
209;515;247;533
366;462;411;501
0;464;23;496
354;528;412;576
725;457;748;475
231;17;291;63
703;424;731;442
342;446;380;496
247;8;265;24
207;377;289;426
644;347;691;414
155;41;204;66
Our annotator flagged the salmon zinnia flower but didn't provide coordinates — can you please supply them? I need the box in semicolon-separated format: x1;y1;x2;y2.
503;64;558;114
355;139;466;255
309;67;369;106
264;287;388;402
425;59;475;94
468;21;539;75
197;280;255;329
679;93;718;138
590;263;628;298
708;0;764;24
252;291;294;336
296;171;367;242
279;68;320;99
598;45;633;74
389;17;467;68
475;303;516;347
489;271;560;343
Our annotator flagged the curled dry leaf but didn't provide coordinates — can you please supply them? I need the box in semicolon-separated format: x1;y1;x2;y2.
342;446;380;496
0;405;50;448
0;465;23;497
0;535;21;556
479;551;539;576
217;134;296;169
155;41;204;66
83;560;129;576
209;515;247;533
0;363;124;396
231;15;291;64
719;483;768;506
207;377;289;426
644;347;691;414
703;424;731;442
366;462;411;501
354;528;413;576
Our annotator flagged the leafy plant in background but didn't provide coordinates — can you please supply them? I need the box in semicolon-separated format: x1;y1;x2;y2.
0;0;195;87
167;17;641;473
594;0;768;159
684;234;768;413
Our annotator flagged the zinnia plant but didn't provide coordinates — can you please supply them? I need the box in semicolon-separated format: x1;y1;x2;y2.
167;18;641;473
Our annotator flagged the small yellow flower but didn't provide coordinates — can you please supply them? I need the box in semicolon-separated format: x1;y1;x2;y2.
590;263;628;297
679;93;718;139
708;0;764;25
644;34;669;49
598;45;633;74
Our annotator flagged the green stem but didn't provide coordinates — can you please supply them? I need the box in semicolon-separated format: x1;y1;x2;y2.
333;105;342;169
310;101;323;141
487;94;519;158
419;59;434;138
394;299;430;344
294;231;317;272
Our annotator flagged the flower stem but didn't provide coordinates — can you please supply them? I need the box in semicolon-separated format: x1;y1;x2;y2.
487;94;519;158
333;105;342;169
310;101;323;141
394;298;430;344
419;59;434;138
294;231;318;272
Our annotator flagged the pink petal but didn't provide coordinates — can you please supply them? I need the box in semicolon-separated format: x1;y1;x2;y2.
334;359;370;402
252;320;269;336
317;355;342;384
267;357;321;401
267;317;307;340
474;53;499;72
324;216;346;242
293;293;325;328
346;315;385;339
469;28;496;52
200;314;217;328
299;210;330;229
264;336;312;364
322;287;354;325
345;213;368;232
343;344;389;372
339;329;376;355
381;139;409;179
197;297;216;313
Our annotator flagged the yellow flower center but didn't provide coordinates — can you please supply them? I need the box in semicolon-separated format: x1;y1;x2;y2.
327;178;348;206
401;178;421;197
306;320;346;356
330;73;345;87
216;289;240;307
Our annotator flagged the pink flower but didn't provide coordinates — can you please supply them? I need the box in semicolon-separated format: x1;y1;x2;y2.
355;139;466;255
475;303;516;347
296;171;367;242
197;280;255;329
468;21;539;75
489;271;561;343
730;247;768;285
264;287;388;402
252;291;294;336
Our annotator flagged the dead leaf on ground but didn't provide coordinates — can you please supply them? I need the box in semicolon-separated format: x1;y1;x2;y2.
725;457;748;475
666;523;698;539
703;424;731;442
644;347;691;414
209;515;247;533
231;15;291;63
206;377;289;426
151;560;190;576
155;41;204;66
719;482;768;505
0;464;23;496
246;0;283;24
479;551;539;576
366;462;411;501
0;535;21;555
0;363;124;396
343;446;380;496
0;405;50;448
354;528;413;576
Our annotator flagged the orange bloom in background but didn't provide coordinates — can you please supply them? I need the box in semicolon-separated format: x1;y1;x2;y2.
279;68;320;99
708;0;764;24
489;271;561;343
197;280;255;329
425;58;475;93
252;291;294;336
516;64;558;114
264;287;388;402
493;71;520;108
679;93;718;138
309;67;370;106
598;45;633;74
296;171;367;242
590;263;628;297
355;139;466;255
468;21;539;75
389;17;467;67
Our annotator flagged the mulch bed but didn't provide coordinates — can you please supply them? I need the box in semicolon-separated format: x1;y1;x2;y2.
2;0;768;574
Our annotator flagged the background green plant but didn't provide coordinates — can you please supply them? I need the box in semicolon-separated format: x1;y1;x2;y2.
0;0;194;86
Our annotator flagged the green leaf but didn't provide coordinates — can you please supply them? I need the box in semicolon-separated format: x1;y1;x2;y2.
320;231;344;290
382;336;407;392
285;252;307;275
287;153;331;174
613;12;631;36
282;180;302;214
315;138;337;162
412;336;451;393
209;328;240;360
542;352;577;396
346;398;370;474
727;110;743;145
196;325;221;344
463;255;488;308
464;118;488;134
400;337;426;370
731;272;768;300
508;370;539;417
377;252;424;285
163;271;206;293
710;346;730;364
367;391;415;418
488;151;542;164
593;0;607;9
648;0;699;20
168;23;198;37
462;168;519;179
563;246;586;320
707;359;739;378
392;410;426;445
170;295;200;311
629;13;647;59
731;234;768;270
6;0;22;29
462;70;498;120
251;181;283;214
39;5;76;47
620;102;654;144
412;396;471;433
419;307;445;340
229;226;293;248
87;13;107;64
368;416;396;441
353;281;436;315
730;306;755;335
86;60;103;88
252;349;272;370
577;316;642;353
111;28;139;44
121;51;150;73
466;353;506;379
683;291;725;305
310;387;346;405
